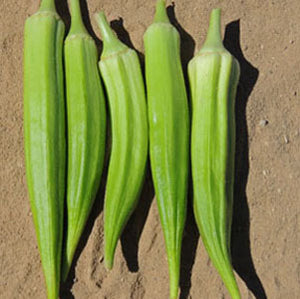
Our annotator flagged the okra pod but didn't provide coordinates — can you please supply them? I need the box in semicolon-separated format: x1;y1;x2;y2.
95;12;148;270
144;1;190;298
23;0;65;297
188;9;241;299
62;0;106;280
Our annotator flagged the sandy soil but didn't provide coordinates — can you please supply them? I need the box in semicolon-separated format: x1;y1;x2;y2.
1;0;299;298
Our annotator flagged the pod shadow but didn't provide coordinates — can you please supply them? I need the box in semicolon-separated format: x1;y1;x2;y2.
120;165;155;272
224;20;267;299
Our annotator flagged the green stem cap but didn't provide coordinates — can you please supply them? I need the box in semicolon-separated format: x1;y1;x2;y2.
39;0;56;12
69;0;87;34
201;8;225;52
153;0;169;23
95;12;127;58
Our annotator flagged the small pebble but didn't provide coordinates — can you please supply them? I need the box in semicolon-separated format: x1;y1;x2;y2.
283;135;289;144
263;170;268;176
259;119;268;127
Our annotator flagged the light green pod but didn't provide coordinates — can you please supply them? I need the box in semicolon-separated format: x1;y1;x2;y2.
95;12;148;270
23;0;65;298
62;0;106;280
144;1;189;298
188;8;241;299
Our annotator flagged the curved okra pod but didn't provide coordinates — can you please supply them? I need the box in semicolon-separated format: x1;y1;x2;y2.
95;12;148;270
144;1;190;298
188;8;241;299
62;0;106;280
23;0;65;297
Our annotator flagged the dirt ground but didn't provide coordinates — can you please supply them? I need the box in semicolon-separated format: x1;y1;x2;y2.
1;0;299;298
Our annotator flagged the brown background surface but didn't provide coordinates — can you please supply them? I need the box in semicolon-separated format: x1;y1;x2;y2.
1;0;299;298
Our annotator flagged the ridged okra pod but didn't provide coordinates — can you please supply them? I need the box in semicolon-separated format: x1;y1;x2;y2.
23;0;65;298
62;0;106;280
188;9;241;299
144;1;189;298
95;12;148;270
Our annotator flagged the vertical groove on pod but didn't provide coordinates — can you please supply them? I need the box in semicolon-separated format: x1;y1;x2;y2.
103;56;132;269
217;54;233;260
226;58;240;254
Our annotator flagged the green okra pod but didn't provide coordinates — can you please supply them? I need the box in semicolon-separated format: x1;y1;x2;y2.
62;0;106;280
95;12;148;270
144;1;190;298
188;8;241;299
23;0;65;297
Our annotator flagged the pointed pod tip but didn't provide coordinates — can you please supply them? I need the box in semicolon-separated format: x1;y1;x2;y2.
104;257;114;270
61;261;71;283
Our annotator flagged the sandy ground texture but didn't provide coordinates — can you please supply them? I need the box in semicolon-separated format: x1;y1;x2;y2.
1;0;300;298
